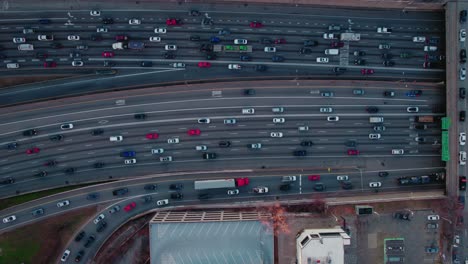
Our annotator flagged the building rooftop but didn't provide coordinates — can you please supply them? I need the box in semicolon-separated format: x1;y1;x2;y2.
296;228;351;264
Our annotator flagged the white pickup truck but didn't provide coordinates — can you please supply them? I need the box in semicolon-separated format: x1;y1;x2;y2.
377;27;392;33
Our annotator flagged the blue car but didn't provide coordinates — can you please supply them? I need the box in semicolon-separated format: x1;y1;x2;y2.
405;90;422;97
120;151;136;157
210;36;220;43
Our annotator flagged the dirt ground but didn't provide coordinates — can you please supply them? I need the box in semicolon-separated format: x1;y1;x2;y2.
0;206;97;264
0;75;72;88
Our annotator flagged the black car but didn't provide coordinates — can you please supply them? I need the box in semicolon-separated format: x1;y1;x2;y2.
189;35;201;41
198;193;212;200
164;53;176;59
75;250;84;262
134;113;146;120
74;231;85;242
86;193;100;200
304;40;318;47
240;55;251;61
381;53;393;59
461;49;467;63
142;195;153;203
141;61;153;67
84;235;96;248
461;10;467;23
393;212;411;221
279;184;291;191
92;129;104;136
244;89;255;95
300;141;313;147
171;192;183;199
189;9;201;16
261;38;273;44
219;141;231;148
64;167;75;174
49;134;63;141
44;160;57;167
333;67;346;74
460;87;466;99
300;47;312;54
203;153;217;160
102;18;114;24
6;142;18;150
383;60;395;67
341;181;353;190
354;59;365;65
378;171;389;177
23;129;38;136
0;177;15;184
461;111;466;122
366;106;379;113
293;150;307;156
169;183;183;190
314;183;325;191
144;184;157;191
345;141;356;147
91;34;103;41
112;188;128;196
34;171;47;177
200;44;213;52
255;65;267;71
353;50;366;56
96;221;107;232
103;61;116;67
94;162;105;168
272;55;284;62
38;19;51;24
206;53;217;60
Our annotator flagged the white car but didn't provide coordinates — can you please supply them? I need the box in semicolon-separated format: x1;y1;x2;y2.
165;45;177;50
392;149;404;155
109;136;123;142
154;27;167;34
316;57;329;63
67;35;80;41
149;36;161;42
461;67;466;81
323;33;336;39
198;118;210;124
320;107;333;113
327;116;339;122
6;63;19;69
369;182;382;188
228;64;241;70
72;60;83;67
61;249;71;262
57;200;70;208
369;133;381;139
461;29;466;42
336;175;349;181
460;132;466;146
270;132;283;138
13;37;26;43
273;118;285;124
129;18;141;25
124;158;137;164
151;148;164;154
412;36;426;42
460;151;467;165
227;189;239;195
195;145;208;151
96;27;108;33
242;108;255;114
171;62;185;68
427;215;440;221
253;187;269;193
37;35;53;41
156;199;169;206
234;39;248;44
160;156;173;162
93;214;105;224
2;215;16;223
168;138;180;144
60;123;74;130
250;143;262;149
406;107;419;113
264;47;276;52
90;10;101;16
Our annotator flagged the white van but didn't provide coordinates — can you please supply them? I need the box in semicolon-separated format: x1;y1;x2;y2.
369;117;384;123
325;49;339;55
6;63;19;69
17;44;34;51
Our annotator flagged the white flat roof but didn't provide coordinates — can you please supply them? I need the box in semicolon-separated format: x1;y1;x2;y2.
296;228;350;264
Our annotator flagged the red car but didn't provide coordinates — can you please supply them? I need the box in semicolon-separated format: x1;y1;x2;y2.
166;18;182;26
308;175;320;181
187;129;201;136
331;41;344;48
43;61;57;68
115;35;128;41
102;51;114;58
26;147;40;155
249;21;263;28
146;133;159;139
274;38;286;44
198;62;211;68
236;177;250;186
124;202;136;212
347;149;360;155
361;69;375;75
